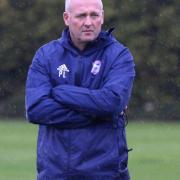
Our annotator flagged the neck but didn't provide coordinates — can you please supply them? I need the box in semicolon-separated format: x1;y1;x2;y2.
70;34;87;51
73;41;87;51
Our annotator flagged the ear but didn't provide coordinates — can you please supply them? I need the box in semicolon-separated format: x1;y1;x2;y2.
63;12;69;26
101;10;104;25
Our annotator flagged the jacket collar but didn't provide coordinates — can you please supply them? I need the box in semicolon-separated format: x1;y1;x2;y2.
59;28;115;55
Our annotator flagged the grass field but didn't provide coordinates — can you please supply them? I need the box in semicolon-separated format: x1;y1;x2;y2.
127;121;180;180
0;120;179;180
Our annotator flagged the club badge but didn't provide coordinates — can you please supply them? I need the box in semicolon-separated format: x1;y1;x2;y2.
91;60;101;75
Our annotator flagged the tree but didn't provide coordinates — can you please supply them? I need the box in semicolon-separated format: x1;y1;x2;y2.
0;0;179;120
103;0;180;120
0;0;65;117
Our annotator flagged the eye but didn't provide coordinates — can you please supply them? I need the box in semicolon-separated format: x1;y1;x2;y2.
76;14;86;19
90;13;100;19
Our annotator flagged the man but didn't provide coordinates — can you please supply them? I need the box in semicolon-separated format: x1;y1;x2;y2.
25;0;135;179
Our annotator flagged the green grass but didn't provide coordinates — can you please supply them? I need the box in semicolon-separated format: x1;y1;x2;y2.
0;120;179;180
0;120;37;180
127;121;180;180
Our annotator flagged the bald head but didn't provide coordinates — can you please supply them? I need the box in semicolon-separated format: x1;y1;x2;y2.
65;0;103;12
63;0;104;50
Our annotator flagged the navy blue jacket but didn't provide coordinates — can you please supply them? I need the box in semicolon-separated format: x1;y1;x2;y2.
25;28;135;180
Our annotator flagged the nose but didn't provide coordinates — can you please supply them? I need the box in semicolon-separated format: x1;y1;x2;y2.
84;16;92;27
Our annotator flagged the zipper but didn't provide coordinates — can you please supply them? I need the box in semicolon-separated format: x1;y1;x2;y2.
75;56;83;86
66;129;73;175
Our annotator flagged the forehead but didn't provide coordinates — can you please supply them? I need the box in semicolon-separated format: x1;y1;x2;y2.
68;0;103;13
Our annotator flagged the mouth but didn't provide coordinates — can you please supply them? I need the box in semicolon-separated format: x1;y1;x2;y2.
82;30;93;33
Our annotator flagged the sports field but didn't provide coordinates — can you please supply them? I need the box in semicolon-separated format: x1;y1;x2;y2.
0;120;179;180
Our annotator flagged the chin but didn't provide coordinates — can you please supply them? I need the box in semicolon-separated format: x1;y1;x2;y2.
82;36;97;42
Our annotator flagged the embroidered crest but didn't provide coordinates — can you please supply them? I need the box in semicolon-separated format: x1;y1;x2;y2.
91;60;101;75
57;64;69;78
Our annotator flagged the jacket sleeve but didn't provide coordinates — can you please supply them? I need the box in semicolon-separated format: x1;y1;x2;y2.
52;47;135;117
25;48;93;128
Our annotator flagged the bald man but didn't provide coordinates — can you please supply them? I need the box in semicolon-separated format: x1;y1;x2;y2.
25;0;135;179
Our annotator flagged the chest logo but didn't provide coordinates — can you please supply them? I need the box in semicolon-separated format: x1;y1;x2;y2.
91;60;101;75
57;64;69;78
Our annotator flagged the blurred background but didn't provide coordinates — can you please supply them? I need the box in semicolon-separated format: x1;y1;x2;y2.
0;0;179;180
0;0;179;120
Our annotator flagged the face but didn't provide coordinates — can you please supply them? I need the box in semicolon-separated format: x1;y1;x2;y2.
63;0;104;50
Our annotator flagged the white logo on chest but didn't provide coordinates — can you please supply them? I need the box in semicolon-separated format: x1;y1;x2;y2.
57;64;69;78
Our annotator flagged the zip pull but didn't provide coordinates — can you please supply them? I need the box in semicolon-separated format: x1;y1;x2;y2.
107;27;115;35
